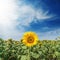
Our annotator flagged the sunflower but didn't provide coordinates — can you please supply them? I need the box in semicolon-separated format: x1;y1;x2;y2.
22;32;39;47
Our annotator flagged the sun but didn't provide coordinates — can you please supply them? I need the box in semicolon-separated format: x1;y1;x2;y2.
0;0;17;26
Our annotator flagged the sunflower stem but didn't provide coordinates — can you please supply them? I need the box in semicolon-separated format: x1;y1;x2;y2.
27;48;30;60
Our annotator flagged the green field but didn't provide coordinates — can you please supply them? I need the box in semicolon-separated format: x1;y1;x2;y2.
0;38;60;60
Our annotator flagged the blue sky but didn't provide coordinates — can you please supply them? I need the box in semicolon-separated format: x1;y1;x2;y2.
0;0;60;40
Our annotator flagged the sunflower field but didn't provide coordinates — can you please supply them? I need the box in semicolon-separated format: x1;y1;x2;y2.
0;32;60;60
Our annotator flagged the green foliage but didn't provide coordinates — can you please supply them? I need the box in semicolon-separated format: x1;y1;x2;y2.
0;39;60;60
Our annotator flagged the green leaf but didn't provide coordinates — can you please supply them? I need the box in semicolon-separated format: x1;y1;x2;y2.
17;55;21;60
54;52;59;56
38;51;42;55
31;52;39;59
22;46;27;49
53;54;56;58
21;55;27;60
0;58;3;60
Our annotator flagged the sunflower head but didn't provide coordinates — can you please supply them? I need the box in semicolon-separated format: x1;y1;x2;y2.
22;31;39;47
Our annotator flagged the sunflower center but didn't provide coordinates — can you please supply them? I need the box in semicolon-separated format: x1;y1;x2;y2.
27;36;34;43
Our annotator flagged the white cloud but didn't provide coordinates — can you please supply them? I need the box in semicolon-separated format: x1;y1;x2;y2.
17;6;35;26
0;0;54;40
38;29;60;40
0;0;25;40
17;4;53;26
36;10;53;20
